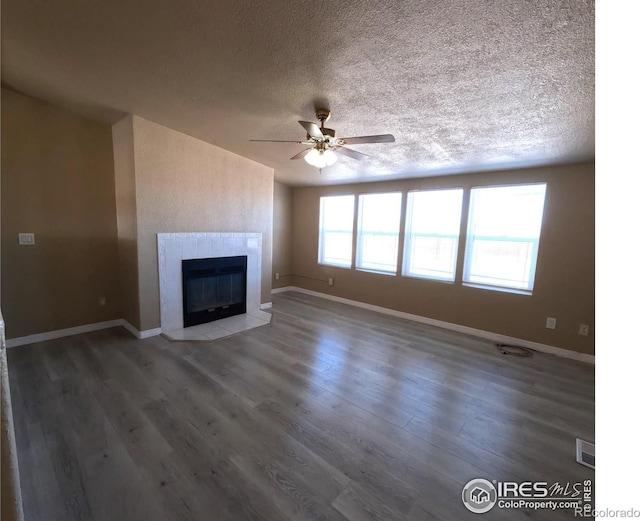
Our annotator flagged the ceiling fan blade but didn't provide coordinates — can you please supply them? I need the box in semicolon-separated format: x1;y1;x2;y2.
335;146;370;161
250;139;312;143
340;134;395;145
298;121;324;139
290;149;311;160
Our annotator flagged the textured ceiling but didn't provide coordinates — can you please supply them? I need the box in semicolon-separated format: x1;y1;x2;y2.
1;0;594;186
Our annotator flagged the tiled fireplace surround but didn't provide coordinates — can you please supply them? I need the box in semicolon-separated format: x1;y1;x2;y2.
157;233;271;341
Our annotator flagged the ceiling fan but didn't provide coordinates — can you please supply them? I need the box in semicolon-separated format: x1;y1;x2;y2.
250;109;395;169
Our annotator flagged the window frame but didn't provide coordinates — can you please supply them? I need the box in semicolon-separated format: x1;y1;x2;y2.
355;191;403;275
317;194;356;269
402;188;464;283
462;182;547;294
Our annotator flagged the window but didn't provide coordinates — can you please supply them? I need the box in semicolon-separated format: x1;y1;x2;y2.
318;195;355;267
356;192;402;273
463;183;547;292
403;189;464;281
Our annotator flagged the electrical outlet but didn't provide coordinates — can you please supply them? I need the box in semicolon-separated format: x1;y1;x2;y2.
275;272;280;280
579;324;589;336
328;277;334;286
545;317;556;330
98;297;107;306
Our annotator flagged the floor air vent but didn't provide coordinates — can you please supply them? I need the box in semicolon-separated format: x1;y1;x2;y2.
576;438;595;469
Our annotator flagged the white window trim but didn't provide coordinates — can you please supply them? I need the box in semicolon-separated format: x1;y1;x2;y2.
462;182;546;293
401;188;464;283
318;195;355;268
355;191;403;275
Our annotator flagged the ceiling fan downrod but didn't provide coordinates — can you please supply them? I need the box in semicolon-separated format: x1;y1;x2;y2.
315;109;335;139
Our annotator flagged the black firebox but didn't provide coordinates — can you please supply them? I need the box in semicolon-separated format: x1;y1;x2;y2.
182;256;247;327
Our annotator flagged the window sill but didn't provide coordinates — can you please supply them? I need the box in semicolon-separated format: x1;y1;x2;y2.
318;262;353;270
401;273;455;284
462;282;532;296
355;267;397;276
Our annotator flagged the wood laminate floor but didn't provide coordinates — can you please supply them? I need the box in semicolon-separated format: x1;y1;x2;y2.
8;292;595;520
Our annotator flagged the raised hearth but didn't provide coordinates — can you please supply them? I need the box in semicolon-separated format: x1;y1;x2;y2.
157;233;270;341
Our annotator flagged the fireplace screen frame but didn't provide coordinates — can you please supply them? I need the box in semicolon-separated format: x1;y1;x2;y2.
182;255;247;327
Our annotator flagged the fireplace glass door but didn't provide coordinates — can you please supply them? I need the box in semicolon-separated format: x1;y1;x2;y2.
182;256;247;327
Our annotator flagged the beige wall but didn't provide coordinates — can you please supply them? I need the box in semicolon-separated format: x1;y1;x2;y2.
272;182;293;289
0;88;593;354
1;89;120;338
126;116;274;331
112;116;141;329
291;162;595;355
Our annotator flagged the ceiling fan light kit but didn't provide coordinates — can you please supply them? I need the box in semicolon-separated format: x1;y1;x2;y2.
304;148;337;168
250;108;395;171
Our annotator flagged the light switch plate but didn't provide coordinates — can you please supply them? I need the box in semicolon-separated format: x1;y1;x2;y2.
18;233;35;245
546;317;556;329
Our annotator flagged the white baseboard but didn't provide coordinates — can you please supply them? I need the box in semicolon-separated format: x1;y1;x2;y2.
274;286;595;364
6;319;163;348
7;288;595;364
6;320;124;348
119;320;162;340
139;328;162;339
272;286;296;294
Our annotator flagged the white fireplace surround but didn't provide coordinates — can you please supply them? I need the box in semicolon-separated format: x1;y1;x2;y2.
157;232;270;340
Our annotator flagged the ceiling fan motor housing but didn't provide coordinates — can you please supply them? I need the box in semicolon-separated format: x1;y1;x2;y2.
316;108;331;122
317;128;335;138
